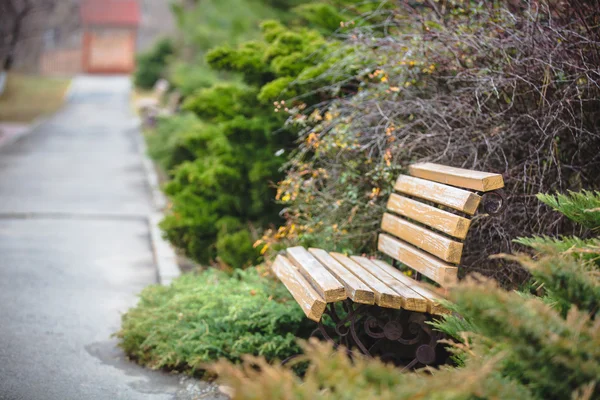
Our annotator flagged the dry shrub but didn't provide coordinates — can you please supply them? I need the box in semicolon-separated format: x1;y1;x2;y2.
277;0;600;286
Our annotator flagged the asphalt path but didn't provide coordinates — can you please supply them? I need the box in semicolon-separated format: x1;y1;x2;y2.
0;76;225;400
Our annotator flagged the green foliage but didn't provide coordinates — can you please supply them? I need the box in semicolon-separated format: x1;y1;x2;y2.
142;0;374;268
134;38;174;89
169;61;221;97
537;191;600;230
156;18;352;268
145;113;205;173
293;3;344;33
515;235;600;266
167;0;311;96
449;280;599;400
212;340;534;400
117;268;313;376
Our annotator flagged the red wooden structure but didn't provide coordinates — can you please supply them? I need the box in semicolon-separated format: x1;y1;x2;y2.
80;0;140;74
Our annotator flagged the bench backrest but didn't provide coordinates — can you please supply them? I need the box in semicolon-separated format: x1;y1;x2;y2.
377;162;504;287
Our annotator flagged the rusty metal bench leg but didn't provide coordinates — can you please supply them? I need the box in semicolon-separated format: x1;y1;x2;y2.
282;299;448;370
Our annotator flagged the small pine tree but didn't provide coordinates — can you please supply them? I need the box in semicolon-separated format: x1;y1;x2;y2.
158;19;355;268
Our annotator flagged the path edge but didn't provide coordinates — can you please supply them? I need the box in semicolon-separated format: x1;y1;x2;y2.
133;115;180;286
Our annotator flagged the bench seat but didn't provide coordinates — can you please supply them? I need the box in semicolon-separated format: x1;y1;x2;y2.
272;162;506;323
273;247;448;322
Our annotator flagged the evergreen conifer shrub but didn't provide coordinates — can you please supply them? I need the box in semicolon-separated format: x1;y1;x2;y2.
117;268;313;376
157;20;353;268
133;39;174;89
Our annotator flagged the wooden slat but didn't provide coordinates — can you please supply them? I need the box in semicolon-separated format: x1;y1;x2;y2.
272;255;327;321
394;175;481;215
381;213;463;264
387;194;471;239
371;259;449;315
286;247;347;302
378;234;458;287
351;256;428;312
309;248;375;305
329;252;402;309
409;162;504;192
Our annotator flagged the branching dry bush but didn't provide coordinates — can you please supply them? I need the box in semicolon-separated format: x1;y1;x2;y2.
276;0;600;286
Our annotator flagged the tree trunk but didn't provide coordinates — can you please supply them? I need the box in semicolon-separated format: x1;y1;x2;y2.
4;3;31;73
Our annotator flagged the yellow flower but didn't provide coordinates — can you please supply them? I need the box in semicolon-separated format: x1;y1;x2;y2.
260;243;270;255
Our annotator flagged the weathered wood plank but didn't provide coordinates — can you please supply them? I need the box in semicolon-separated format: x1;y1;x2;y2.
387;194;471;239
272;255;327;321
309;248;375;305
394;175;481;215
381;213;464;264
351;256;428;312
329;252;402;309
286;246;347;302
378;234;458;287
409;162;504;192
370;259;449;315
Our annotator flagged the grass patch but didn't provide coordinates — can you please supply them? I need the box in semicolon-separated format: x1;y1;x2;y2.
116;267;313;376
0;73;71;122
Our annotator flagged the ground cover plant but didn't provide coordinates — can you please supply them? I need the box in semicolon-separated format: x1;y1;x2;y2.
211;190;600;399
117;268;313;376
272;0;600;286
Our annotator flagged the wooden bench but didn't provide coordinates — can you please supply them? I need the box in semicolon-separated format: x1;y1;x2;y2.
272;162;505;367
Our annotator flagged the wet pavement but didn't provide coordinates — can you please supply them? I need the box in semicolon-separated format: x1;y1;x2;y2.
0;76;226;400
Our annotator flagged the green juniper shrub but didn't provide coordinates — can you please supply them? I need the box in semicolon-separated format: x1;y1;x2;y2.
145;113;205;174
117;267;313;376
133;38;174;90
158;20;359;269
167;0;310;97
210;190;600;400
169;61;221;97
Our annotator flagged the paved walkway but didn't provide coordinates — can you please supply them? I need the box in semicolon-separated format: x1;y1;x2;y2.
0;76;225;400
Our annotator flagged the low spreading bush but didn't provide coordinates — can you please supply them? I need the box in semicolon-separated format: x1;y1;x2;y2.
211;190;600;399
134;38;174;89
117;267;313;376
